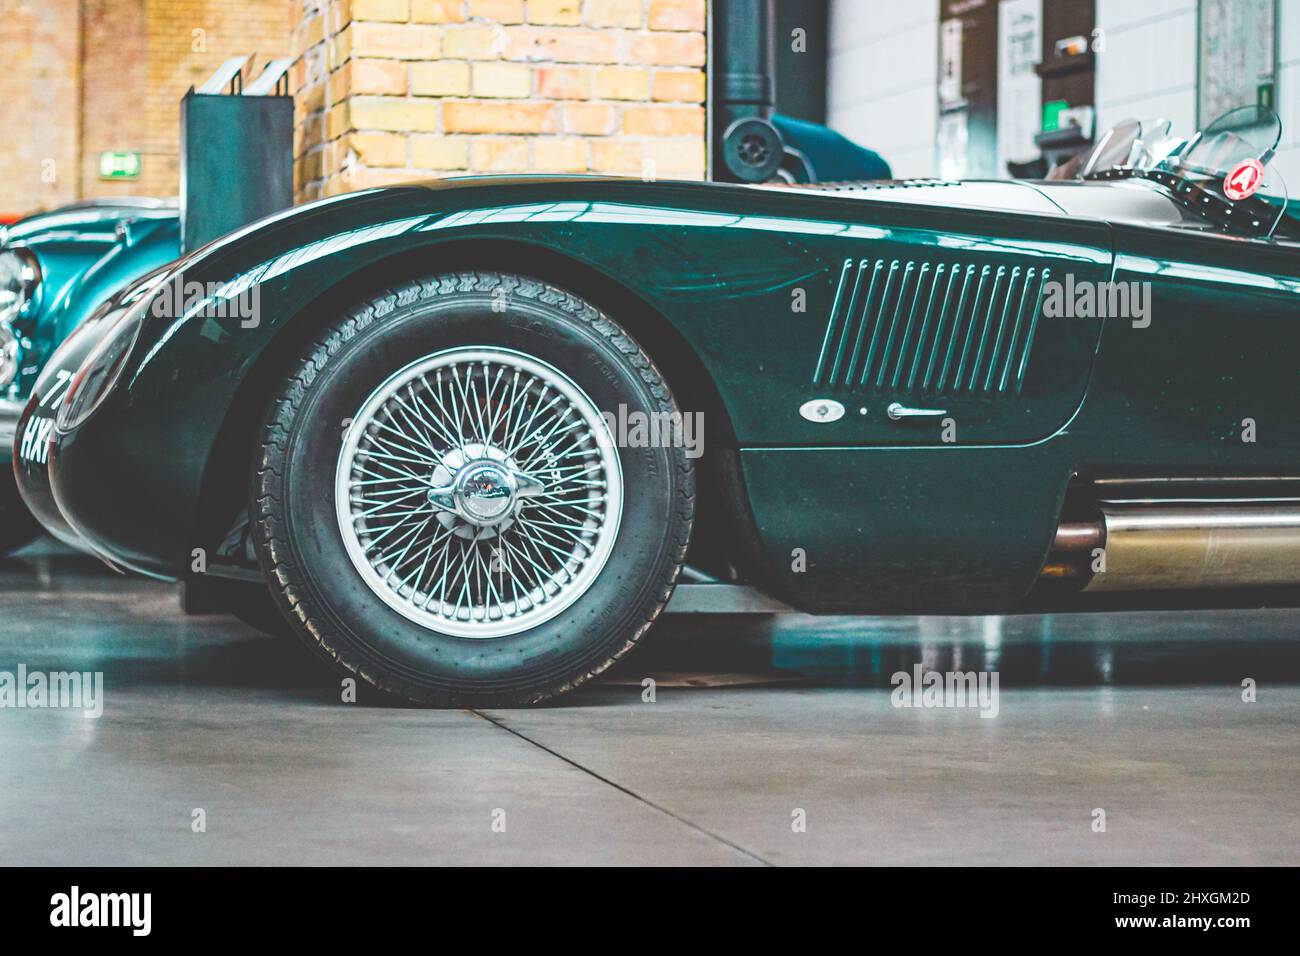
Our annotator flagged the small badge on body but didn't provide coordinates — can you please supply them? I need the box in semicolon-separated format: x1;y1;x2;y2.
799;399;845;423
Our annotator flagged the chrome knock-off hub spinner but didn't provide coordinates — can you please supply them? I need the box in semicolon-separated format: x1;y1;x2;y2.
454;462;515;523
428;443;545;536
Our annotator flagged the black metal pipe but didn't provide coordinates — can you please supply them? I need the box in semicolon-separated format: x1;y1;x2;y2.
713;0;775;114
710;0;783;183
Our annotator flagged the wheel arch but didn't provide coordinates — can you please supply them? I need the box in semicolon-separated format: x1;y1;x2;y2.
190;238;749;576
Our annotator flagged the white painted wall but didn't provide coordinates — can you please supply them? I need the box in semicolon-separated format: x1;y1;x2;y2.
1093;0;1198;138
826;0;939;177
1272;0;1300;190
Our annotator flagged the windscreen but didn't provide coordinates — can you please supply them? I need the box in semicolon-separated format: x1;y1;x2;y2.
1159;105;1288;235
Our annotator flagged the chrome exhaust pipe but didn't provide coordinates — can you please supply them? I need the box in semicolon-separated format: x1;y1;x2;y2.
1053;522;1104;552
1077;502;1300;591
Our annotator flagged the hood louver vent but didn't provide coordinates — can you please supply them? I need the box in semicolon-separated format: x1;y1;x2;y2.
812;258;1049;396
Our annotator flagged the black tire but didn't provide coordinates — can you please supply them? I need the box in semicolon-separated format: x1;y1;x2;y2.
251;272;695;706
0;468;41;556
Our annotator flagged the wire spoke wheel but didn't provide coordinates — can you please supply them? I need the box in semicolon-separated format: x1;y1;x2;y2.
335;346;623;638
258;273;693;704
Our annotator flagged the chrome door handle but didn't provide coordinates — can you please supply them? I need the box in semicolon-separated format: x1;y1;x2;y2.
887;402;947;421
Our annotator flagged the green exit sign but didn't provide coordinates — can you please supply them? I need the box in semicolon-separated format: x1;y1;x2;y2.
98;151;142;180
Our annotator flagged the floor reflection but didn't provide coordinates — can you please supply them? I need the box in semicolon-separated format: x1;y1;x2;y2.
4;538;1298;692
624;605;1300;688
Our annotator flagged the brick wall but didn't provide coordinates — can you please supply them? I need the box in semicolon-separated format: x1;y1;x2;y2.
0;0;83;216
88;0;295;200
81;0;151;201
293;0;707;201
136;0;294;198
1;0;707;218
0;0;293;218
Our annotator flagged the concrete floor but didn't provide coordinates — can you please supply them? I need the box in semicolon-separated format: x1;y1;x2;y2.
2;539;1298;866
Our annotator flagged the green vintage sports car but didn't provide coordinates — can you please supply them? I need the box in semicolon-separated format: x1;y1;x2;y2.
1;198;180;554
14;106;1300;705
